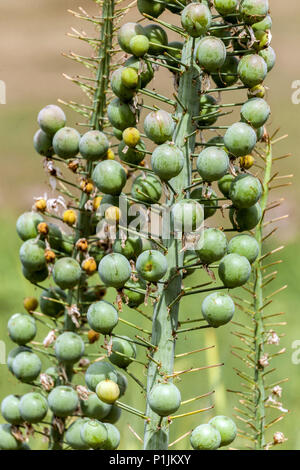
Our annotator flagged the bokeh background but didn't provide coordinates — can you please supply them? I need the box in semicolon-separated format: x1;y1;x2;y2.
0;0;300;450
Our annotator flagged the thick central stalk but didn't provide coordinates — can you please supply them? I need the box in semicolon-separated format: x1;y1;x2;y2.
143;37;201;450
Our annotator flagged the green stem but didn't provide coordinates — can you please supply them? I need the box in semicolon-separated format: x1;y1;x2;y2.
252;141;272;450
143;36;201;450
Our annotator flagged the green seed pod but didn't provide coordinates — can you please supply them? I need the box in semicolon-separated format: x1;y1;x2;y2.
22;265;48;283
125;57;154;88
229;174;262;208
87;301;119;335
103;423;121;450
48;386;79;418
227;234;259;263
196;37;226;72
7;346;31;373
131;173;162;204
137;0;165;18
121;67;139;90
136;250;168;282
202;292;235;328
241;98;270;128
111;68;135;102
151;143;184;181
197;228;228;265
61;234;74;255
1;395;22;425
209;416;237;447
166;0;187;14
109;336;137;369
190;424;221;450
165;41;183;68
196;94;219;127
144;24;168;55
144;109;175;145
19;392;48;424
230;203;262;231
256;125;264;141
8;313;36;345
38;104;66;136
124;278;146;307
197;147;229;182
80;419;108;450
47;223;63;250
190;187;218;219
85;362;118;392
171;199;204;232
53;257;81;290
218;253;251;288
53;127;80;159
98;253;131;288
224;122;257;157
0;423;21;450
218;173;235;198
113;235;143;260
93;160;127;196
65;418;90;450
118;22;146;54
181;3;212;38
79;130;109;161
240;0;269;25
33;129;53;157
107;98;136;131
19;239;46;272
12;350;42;383
40;287;66;318
103;405;122;424
212;55;239;88
148;383;181;417
259;46;276;72
118;140;146;166
238;54;267;88
210;22;232;47
252;14;272;32
116;372;128;397
129;35;150;57
54;332;85;365
81;394;112;421
214;0;238;16
16;211;44;241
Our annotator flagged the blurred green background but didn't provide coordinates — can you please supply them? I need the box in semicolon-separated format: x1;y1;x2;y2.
0;0;300;450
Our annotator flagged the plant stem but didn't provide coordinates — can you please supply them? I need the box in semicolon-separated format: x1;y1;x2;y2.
143;36;201;450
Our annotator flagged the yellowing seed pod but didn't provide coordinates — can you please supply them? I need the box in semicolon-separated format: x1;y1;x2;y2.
106;149;115;160
82;257;97;275
23;297;38;313
122;128;141;148
35;199;47;212
37;222;49;236
105;206;121;225
63;209;77;226
240;155;254;169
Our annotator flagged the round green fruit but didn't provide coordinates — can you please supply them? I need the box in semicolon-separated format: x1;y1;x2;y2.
98;253;131;288
109;336;136;369
202;292;235;328
87;300;119;335
8;313;36;345
113;235;143;260
151;143;184;181
85;361;118;392
48;386;79;418
7;346;30;373
80;419;108;450
33;129;53;157
131;173;162;204
144;109;175;145
53;127;80;159
196;36;226;72
118;22;146;54
54;332;85;365
171;199;204;232
190;424;221;450
121;67;139;90
19;392;48;424
103;405;122;424
218;253;251;288
1;395;22;425
259;46;276;72
124;278;146;307
96;379;120;404
0;423;21;450
218;173;234;198
19;239;46;272
209;415;237;447
144;24;168;55
38;104;66;136
212;55;239;88
148;383;181;417
241;98;270;128
229;174;262;208
12;351;42;383
40;287;66;318
136;249;168;282
240;0;269;25
16;211;44;241
230;203;262;231
118;140;145;166
92;159;127;196
107;98;136;131
125;57;154;88
79;130;109;161
137;0;165;18
181;3;212;37
238;54;267;88
252;15;272;32
81;393;112;421
197;146;229;182
214;0;238;16
196;94;219;127
53;257;81;290
129;35;149;57
103;423;120;450
111;68;135;102
227;234;259;263
65;418;90;450
224;122;257;157
197;228;228;265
